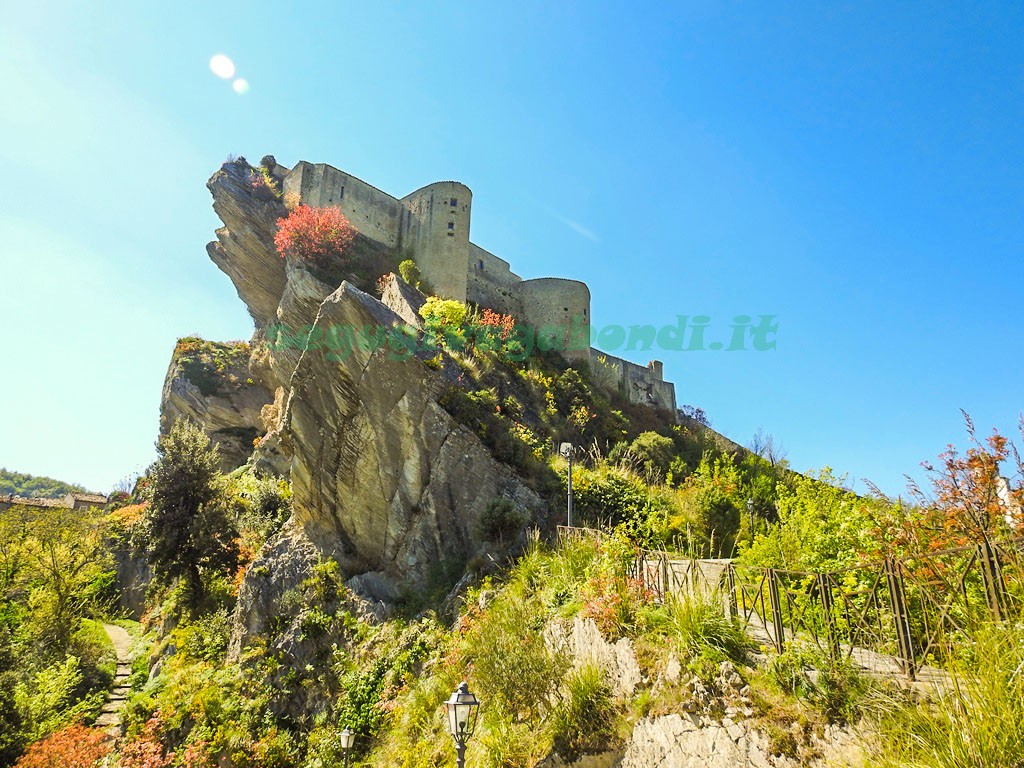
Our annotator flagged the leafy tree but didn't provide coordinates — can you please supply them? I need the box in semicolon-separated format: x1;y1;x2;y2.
0;628;25;765
418;296;469;350
274;205;358;267
145;420;238;616
625;431;676;478
901;412;1024;549
739;469;879;571
397;258;421;287
677;454;744;557
18;508;113;651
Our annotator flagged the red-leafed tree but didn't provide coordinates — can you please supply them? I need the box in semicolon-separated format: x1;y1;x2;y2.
13;724;111;768
274;205;358;267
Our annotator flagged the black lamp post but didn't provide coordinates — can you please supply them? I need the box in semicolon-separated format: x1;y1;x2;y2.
339;726;354;768
445;681;480;768
560;442;574;527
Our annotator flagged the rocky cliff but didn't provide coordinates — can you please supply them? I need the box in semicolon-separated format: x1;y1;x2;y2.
162;159;547;637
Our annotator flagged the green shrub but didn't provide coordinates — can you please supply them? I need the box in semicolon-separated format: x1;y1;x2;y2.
175;610;231;663
660;589;751;663
462;594;566;720
69;619;116;692
766;644;869;724
478;499;530;542
398;259;421;287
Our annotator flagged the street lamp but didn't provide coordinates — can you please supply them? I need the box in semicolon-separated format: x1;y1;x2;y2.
445;681;480;768
559;442;574;528
339;726;355;768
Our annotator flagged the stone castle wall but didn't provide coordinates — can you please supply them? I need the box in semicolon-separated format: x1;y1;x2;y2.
399;182;472;301
280;160;676;410
512;278;591;363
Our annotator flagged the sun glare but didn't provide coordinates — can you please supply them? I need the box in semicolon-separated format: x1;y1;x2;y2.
209;54;236;79
232;78;250;95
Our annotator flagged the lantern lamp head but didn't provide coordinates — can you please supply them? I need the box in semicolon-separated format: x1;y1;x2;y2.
445;681;480;743
340;727;355;751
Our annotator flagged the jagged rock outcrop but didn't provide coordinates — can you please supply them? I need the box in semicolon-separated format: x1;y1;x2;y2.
206;160;288;328
380;273;427;327
159;340;274;471
260;264;543;602
157;158;549;661
618;714;863;768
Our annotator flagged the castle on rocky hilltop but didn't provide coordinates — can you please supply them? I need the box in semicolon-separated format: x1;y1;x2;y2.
279;160;677;413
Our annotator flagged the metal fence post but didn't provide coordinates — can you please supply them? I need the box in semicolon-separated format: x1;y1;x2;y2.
978;538;1006;622
817;572;840;661
661;554;670;601
767;568;785;651
726;564;738;620
884;558;916;679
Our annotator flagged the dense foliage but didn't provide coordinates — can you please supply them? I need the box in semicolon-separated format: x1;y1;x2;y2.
275;205;358;267
0;504;118;765
172;338;253;397
145;420;239;616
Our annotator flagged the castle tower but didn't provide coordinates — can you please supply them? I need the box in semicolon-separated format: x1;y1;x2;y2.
512;278;591;363
400;182;473;302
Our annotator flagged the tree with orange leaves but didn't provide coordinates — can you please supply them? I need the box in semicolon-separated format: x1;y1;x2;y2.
902;411;1024;550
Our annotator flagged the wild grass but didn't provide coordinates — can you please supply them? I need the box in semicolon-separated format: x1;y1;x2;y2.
868;622;1024;767
649;587;753;663
549;663;617;761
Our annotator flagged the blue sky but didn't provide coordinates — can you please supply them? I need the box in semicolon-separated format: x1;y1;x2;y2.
1;1;1021;495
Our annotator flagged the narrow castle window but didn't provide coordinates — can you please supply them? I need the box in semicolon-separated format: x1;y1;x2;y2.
339;187;345;200
448;222;455;230
478;259;484;270
450;198;457;207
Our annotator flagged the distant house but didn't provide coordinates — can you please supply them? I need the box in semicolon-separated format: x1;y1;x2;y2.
0;492;108;512
65;492;109;510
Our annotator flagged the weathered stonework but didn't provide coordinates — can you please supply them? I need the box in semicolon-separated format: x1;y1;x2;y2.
281;159;675;404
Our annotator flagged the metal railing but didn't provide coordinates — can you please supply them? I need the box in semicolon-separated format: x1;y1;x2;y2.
628;537;1024;680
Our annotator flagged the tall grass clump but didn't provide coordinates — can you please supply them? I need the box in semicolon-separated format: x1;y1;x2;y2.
869;622;1024;767
660;588;752;663
549;664;616;761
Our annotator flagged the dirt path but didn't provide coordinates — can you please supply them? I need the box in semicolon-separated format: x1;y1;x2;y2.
95;624;134;736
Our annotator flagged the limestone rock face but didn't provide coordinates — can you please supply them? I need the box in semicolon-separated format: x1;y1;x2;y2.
379;273;427;327
620;714;779;768
546;616;642;698
262;265;543;601
159;344;274;471
206;160;288;328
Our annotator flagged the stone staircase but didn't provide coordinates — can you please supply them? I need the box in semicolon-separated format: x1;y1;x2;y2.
95;624;134;736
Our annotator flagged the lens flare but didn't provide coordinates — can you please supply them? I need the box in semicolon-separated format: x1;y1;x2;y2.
209;54;236;79
232;78;250;95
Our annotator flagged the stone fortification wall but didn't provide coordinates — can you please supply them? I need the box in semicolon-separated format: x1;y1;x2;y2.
591;351;677;412
467;244;522;315
512;278;591;363
283;162;406;248
399;182;472;301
